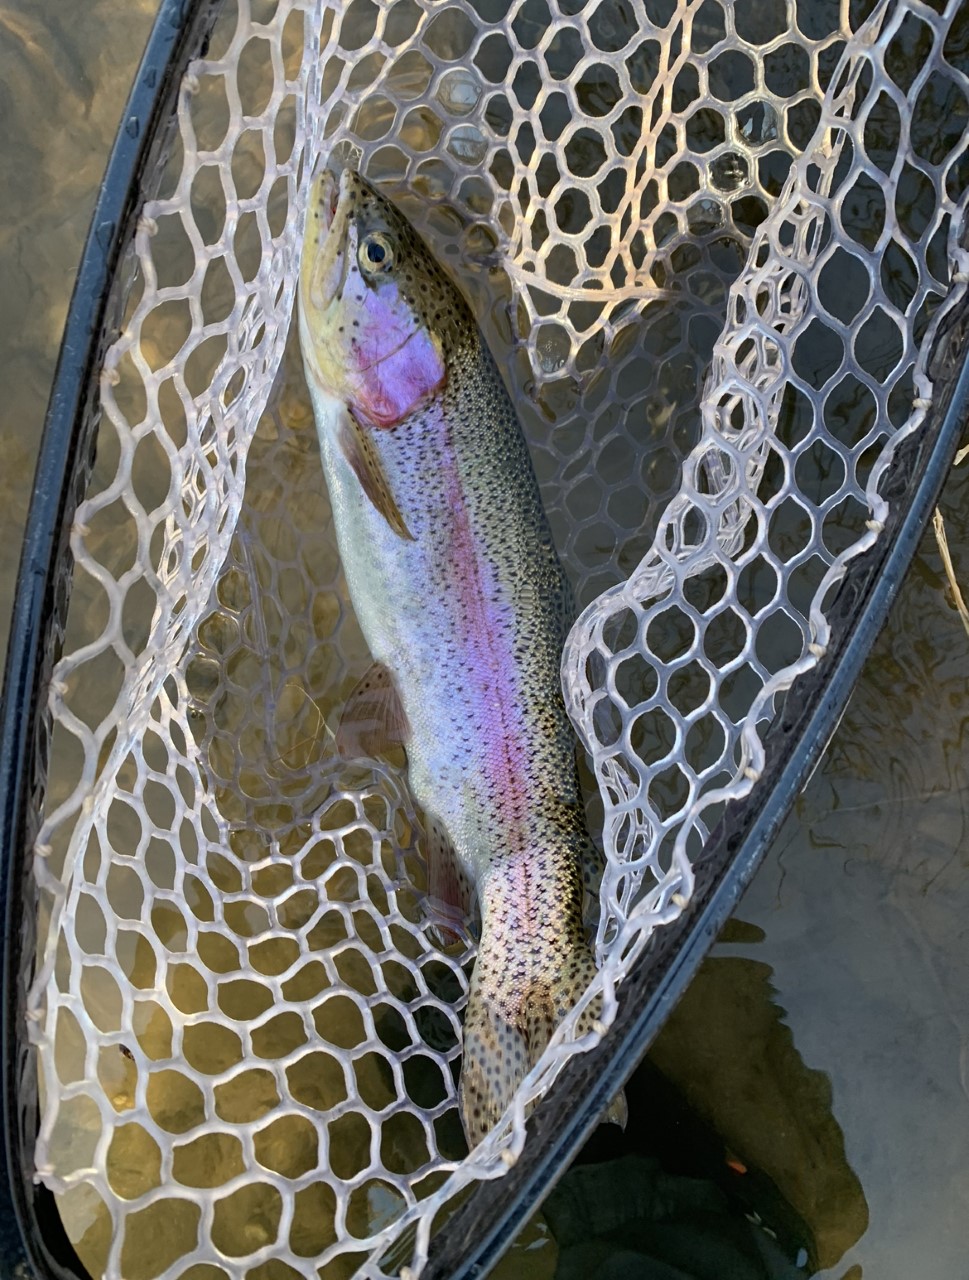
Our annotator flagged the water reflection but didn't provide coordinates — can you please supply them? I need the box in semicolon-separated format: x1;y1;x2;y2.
505;940;866;1278
728;454;969;1280
650;947;867;1271
0;0;159;668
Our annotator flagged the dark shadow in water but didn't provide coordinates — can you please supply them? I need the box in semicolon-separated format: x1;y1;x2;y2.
545;935;867;1279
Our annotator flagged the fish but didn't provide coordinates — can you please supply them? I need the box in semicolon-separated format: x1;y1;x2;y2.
298;166;622;1147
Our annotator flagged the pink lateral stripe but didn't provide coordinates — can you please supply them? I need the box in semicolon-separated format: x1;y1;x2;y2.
442;443;535;888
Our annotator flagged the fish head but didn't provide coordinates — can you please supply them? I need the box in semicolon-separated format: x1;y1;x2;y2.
299;166;464;429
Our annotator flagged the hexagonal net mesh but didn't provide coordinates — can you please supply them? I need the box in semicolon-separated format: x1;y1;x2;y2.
24;0;969;1276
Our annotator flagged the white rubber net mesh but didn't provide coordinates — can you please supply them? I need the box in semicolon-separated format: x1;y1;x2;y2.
26;0;969;1276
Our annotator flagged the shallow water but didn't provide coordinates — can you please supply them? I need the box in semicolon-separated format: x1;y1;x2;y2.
3;3;969;1278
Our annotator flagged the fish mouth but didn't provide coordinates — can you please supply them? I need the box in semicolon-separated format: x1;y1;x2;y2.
302;166;356;312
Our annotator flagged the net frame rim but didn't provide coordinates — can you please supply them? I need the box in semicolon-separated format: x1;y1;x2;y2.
0;1;227;1274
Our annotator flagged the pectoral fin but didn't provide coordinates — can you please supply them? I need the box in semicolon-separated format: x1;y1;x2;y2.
338;409;414;541
336;662;410;762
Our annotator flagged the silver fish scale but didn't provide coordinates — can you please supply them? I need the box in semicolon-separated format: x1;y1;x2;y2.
21;0;969;1276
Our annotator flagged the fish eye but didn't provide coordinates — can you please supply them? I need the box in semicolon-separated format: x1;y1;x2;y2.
359;232;395;274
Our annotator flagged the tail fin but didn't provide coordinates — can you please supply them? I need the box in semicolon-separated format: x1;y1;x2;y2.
459;942;626;1148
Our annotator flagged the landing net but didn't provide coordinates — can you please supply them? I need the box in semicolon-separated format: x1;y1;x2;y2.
22;0;969;1277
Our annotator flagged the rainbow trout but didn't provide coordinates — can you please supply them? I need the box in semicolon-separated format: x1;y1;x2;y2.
299;167;616;1147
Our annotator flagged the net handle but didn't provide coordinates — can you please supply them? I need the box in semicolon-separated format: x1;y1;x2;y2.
0;2;227;1274
422;288;969;1279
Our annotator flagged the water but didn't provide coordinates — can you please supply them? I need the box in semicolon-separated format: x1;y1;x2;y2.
0;0;159;671
4;3;969;1277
